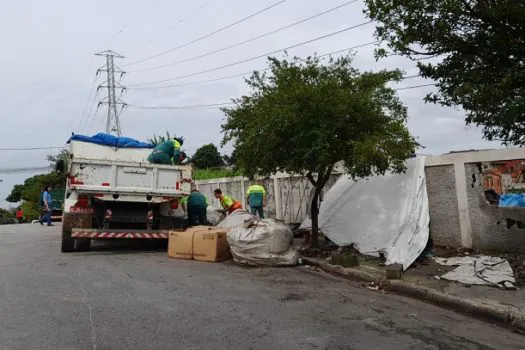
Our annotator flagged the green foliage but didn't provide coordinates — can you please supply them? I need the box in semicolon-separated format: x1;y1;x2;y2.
221;54;417;246
194;168;243;180
6;172;64;204
363;0;525;145
6;149;67;204
222;149;238;167
192;143;225;169
20;201;40;221
0;208;15;225
47;149;70;172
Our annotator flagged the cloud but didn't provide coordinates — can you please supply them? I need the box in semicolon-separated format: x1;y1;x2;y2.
0;0;503;207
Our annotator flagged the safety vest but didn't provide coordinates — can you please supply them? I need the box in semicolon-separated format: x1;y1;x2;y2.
172;139;181;151
220;195;242;214
247;184;266;207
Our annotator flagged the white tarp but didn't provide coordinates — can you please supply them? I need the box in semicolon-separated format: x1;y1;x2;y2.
300;157;429;270
227;218;299;266
436;256;516;289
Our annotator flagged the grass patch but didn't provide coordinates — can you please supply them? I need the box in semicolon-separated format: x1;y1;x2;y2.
194;168;244;180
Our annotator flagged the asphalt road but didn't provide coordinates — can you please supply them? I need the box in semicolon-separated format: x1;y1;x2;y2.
0;224;523;350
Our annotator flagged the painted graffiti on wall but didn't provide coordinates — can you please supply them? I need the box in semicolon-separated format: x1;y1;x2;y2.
482;159;525;195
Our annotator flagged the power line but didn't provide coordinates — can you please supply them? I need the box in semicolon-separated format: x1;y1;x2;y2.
0;146;66;151
107;0;161;44
77;73;100;133
123;0;288;67
128;102;234;110
0;166;53;174
128;82;435;110
132;0;214;50
396;83;435;91
129;0;360;73
129;42;380;90
128;21;373;87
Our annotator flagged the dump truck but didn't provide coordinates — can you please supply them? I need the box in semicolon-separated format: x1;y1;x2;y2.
61;136;192;252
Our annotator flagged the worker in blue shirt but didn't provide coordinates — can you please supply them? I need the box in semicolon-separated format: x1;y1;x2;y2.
39;186;54;227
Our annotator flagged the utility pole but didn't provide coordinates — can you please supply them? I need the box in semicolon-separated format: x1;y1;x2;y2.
95;50;126;137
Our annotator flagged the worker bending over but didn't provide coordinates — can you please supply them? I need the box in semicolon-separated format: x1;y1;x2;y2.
183;185;209;226
214;189;242;215
247;181;267;218
148;137;186;165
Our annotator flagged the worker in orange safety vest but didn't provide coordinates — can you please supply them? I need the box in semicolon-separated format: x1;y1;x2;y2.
213;188;242;214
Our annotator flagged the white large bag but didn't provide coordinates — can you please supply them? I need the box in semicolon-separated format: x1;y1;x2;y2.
217;209;255;229
227;218;299;266
207;206;226;226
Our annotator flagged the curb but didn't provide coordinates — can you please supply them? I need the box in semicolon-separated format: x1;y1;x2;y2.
301;256;525;331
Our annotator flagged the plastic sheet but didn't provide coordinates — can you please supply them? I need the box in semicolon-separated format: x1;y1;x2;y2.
300;157;429;270
436;256;516;289
68;133;153;149
499;193;525;208
207;207;226;226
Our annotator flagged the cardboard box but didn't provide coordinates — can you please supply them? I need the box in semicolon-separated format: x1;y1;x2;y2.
168;226;231;262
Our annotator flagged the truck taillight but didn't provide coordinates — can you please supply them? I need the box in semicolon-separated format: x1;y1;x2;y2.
176;182;180;190
76;195;89;208
147;210;154;222
105;209;112;220
170;199;179;209
69;176;84;185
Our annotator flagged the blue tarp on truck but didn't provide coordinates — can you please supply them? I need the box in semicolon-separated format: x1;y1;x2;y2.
68;133;154;149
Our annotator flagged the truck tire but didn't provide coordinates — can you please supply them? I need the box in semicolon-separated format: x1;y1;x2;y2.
62;212;93;253
75;238;91;252
61;230;75;253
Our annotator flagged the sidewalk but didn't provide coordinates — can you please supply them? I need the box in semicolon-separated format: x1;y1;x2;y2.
300;250;525;331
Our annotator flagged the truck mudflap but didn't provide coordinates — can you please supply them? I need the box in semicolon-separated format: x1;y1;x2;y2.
71;228;169;239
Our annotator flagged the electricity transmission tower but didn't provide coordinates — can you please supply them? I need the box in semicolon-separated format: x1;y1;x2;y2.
95;50;126;136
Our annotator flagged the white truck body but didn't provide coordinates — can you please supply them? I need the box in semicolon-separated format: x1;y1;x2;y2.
61;139;191;252
64;140;192;210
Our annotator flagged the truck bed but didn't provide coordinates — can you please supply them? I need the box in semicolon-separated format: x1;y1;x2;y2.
68;157;192;202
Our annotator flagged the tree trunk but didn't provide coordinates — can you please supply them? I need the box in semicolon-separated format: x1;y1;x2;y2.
309;185;322;248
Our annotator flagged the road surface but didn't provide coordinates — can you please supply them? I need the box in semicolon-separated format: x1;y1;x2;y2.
0;224;522;349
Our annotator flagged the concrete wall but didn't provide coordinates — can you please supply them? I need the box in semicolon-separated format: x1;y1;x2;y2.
425;165;462;247
195;173;341;223
197;148;525;253
426;148;525;253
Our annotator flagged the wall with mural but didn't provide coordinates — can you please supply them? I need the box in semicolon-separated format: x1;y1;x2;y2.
482;159;525;194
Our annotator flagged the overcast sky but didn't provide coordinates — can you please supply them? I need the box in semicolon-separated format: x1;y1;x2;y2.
0;0;503;207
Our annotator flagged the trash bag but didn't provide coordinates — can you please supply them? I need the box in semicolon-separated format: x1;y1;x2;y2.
217;209;256;229
207;206;226;226
227;218;299;266
499;193;525;207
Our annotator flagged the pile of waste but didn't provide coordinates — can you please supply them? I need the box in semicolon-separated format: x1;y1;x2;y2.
214;209;299;266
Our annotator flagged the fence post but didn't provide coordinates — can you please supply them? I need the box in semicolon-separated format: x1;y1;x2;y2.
274;177;282;220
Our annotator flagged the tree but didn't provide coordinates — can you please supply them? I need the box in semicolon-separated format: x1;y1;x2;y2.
221;55;417;247
223;148;238;167
192;143;224;169
363;1;525;145
47;149;70;173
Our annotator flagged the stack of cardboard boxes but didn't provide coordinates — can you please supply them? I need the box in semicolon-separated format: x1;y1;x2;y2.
168;226;231;262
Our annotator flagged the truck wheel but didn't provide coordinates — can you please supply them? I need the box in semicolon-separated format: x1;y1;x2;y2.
75;238;91;252
61;230;75;253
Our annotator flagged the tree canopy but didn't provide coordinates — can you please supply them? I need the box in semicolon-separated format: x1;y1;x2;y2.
364;0;525;145
191;143;224;169
221;54;417;246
